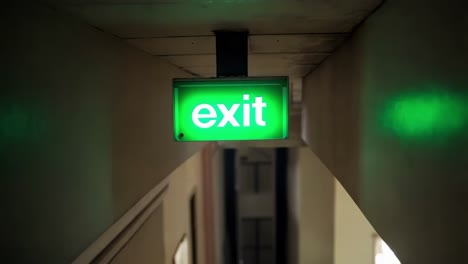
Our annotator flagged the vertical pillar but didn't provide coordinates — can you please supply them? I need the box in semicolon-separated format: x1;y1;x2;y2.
215;31;248;77
276;148;288;264
202;144;216;264
224;149;237;264
215;30;248;264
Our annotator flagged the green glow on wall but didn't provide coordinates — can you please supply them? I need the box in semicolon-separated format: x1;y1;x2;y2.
382;89;467;140
173;78;289;141
0;103;48;146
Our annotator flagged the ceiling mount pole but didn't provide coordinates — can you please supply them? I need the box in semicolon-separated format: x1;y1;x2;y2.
215;30;248;264
214;31;249;77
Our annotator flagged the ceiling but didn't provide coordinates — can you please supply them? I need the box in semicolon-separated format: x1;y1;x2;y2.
46;0;381;102
126;34;345;78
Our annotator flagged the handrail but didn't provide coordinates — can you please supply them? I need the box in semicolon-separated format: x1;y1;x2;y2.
72;177;170;264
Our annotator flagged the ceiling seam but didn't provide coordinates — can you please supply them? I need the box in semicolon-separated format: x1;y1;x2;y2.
123;33;349;40
349;0;388;33
151;52;332;57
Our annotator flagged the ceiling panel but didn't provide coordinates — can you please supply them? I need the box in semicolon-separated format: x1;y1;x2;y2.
45;0;382;79
127;36;215;55
49;0;382;38
248;65;314;77
184;66;216;77
249;65;313;77
249;34;347;53
163;55;216;67
248;67;288;76
249;53;328;67
127;35;338;57
131;34;335;78
178;63;314;78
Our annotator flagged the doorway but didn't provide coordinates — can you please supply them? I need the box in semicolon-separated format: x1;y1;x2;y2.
190;193;197;264
224;148;288;264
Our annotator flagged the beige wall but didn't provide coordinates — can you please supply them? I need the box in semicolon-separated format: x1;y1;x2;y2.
211;146;225;264
111;207;166;264
1;4;203;263
302;0;467;262
289;148;382;264
106;151;205;264
287;148;299;264
288;148;334;264
334;179;376;264
163;151;205;264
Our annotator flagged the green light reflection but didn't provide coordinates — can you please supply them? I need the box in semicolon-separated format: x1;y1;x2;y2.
0;103;49;146
381;88;467;141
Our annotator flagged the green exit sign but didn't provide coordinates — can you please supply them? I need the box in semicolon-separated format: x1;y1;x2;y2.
173;77;289;141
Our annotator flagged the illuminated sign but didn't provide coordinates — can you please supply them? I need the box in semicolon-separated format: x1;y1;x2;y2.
173;78;288;141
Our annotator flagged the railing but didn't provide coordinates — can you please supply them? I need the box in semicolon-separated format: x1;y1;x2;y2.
72;177;170;264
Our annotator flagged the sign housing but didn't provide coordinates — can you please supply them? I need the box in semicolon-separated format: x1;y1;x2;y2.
173;77;288;141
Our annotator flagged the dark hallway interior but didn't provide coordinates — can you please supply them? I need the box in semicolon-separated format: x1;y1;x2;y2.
1;0;467;263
